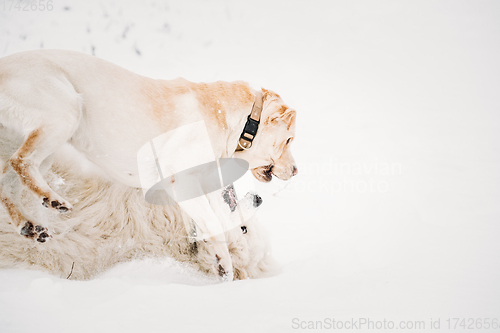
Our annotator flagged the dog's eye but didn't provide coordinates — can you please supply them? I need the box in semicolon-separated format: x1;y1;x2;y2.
286;137;292;145
241;226;247;234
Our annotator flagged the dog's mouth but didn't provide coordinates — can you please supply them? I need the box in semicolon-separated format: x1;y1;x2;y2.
222;185;263;211
222;185;238;212
251;165;274;183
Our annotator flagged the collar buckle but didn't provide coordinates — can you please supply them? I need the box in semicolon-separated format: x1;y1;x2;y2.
237;90;263;151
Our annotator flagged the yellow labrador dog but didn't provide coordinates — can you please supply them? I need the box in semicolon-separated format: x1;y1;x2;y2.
0;50;297;280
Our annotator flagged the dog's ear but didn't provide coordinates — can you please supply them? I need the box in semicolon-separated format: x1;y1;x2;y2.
268;106;296;129
280;108;296;127
261;88;281;103
261;88;296;129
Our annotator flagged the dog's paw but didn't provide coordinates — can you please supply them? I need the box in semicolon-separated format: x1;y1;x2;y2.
214;254;234;282
19;221;52;243
42;196;72;213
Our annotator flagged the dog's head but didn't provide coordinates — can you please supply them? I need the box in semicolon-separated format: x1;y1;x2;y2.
193;187;277;280
236;88;298;183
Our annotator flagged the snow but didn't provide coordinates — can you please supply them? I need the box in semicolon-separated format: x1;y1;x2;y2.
1;0;500;332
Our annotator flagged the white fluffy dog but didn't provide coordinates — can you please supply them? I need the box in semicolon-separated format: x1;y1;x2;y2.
0;130;277;281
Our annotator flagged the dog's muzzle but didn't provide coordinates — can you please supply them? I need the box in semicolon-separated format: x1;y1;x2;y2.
222;185;263;210
252;194;263;208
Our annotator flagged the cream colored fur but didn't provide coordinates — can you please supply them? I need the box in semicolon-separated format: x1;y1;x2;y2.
0;151;277;281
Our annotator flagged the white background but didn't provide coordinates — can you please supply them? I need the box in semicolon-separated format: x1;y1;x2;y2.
1;0;499;332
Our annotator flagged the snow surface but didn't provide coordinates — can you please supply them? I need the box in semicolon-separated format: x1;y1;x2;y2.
1;0;500;332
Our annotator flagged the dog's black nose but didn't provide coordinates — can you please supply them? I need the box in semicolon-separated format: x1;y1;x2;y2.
253;194;263;207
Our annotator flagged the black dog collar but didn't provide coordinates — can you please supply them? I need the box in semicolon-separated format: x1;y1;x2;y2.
237;90;263;150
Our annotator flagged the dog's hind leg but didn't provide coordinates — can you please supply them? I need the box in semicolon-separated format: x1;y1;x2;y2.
9;124;77;214
1;62;82;214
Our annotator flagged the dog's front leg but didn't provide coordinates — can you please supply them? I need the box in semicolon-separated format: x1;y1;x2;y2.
0;170;51;242
178;197;234;281
10;128;74;213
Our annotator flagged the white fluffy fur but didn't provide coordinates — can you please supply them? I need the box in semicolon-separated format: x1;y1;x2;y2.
0;132;277;280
